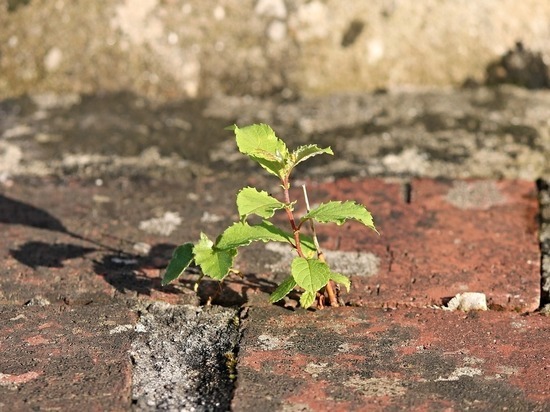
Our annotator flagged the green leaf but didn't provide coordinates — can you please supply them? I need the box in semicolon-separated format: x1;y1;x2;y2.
231;124;289;177
302;201;378;232
161;243;194;286
269;276;297;303
215;221;317;255
299;290;316;309
215;221;290;250
291;257;330;293
291;144;333;169
233;123;288;159
193;233;237;280
329;271;351;292
236;187;285;221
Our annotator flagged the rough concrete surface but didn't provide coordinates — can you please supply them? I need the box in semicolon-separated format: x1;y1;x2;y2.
1;85;549;410
131;303;240;411
2;1;550;99
1;87;549;182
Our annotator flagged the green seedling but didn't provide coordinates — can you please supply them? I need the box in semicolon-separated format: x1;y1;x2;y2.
162;123;378;308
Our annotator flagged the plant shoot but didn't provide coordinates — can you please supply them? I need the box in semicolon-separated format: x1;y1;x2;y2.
162;123;377;308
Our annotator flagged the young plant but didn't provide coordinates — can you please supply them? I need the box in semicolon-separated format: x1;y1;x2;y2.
161;123;377;308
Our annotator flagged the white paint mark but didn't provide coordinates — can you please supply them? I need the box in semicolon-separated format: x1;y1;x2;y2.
267;20;287;42
382;147;430;175
255;0;287;19
44;47;63;72
446;181;506;210
344;375;406;397
111;257;139;266
139;212;182;236
257;334;283;350
305;362;328;378
133;242;152;255
445;292;488;311
109;324;134;335
289;1;329;42
213;5;225;20
200;211;224;223
367;38;385;64
436;367;483;382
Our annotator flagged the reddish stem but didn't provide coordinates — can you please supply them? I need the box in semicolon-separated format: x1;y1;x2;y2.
317;252;339;307
282;177;304;257
283;178;339;308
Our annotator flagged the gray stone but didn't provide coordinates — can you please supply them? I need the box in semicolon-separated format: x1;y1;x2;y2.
445;181;506;210
1;87;549;182
2;1;550;99
131;303;240;411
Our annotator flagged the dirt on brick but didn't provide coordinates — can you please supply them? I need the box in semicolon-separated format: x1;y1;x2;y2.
233;307;550;411
0;303;136;411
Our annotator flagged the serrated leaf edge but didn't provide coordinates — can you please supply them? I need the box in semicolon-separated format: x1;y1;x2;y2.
269;276;297;303
299;290;316;308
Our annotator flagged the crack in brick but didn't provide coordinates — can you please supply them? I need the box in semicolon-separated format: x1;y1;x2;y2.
402;181;412;204
537;178;550;307
130;303;240;411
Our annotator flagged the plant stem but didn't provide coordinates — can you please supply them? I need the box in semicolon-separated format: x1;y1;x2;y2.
302;185;321;253
302;184;339;308
282;178;304;258
316;248;339;307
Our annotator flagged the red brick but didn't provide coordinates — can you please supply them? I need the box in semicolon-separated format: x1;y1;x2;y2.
232;306;550;411
1;177;540;311
0;181;203;305
0;304;136;411
297;178;540;311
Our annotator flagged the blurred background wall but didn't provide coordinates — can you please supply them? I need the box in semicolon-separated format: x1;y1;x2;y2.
1;0;550;101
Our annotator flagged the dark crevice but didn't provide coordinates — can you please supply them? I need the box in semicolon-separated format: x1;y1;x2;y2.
402;181;412;204
386;244;395;273
341;20;365;47
227;306;250;407
7;0;32;12
536;178;550;307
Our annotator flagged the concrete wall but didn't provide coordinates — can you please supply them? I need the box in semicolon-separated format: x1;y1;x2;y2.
1;0;550;100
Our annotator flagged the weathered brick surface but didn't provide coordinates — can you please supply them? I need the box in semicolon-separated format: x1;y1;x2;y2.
0;175;545;410
0;177;540;311
295;178;540;311
0;179;218;306
233;306;550;411
0;303;136;411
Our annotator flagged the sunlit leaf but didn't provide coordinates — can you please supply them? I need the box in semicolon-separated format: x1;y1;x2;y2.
299;290;316;308
193;233;237;280
302;201;377;232
329;271;351;292
291;144;333;169
215;221;317;255
291;257;330;293
236;187;285;221
230;123;289;177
